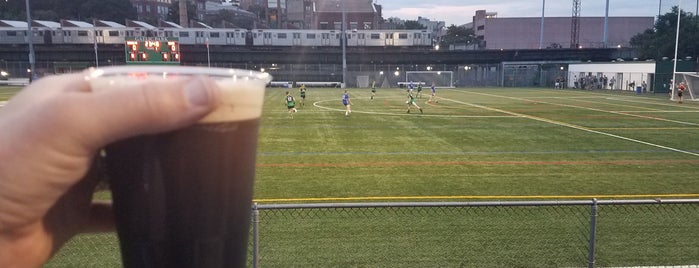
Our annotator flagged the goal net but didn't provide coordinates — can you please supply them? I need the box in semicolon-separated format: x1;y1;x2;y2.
673;72;699;101
406;71;454;88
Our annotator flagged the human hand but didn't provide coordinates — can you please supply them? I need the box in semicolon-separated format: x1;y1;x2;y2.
0;73;221;267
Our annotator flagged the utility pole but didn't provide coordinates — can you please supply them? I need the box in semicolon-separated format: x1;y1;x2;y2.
25;0;36;82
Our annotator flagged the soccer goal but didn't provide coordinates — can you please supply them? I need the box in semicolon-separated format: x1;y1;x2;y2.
405;71;454;88
673;72;699;101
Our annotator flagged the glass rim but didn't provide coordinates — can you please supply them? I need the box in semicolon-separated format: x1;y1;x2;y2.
86;65;272;82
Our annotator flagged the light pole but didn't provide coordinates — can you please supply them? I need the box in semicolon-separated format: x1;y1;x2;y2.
539;0;545;49
671;0;682;101
25;0;36;81
341;0;347;88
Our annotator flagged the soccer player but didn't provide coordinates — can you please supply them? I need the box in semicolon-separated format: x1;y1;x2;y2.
677;82;686;104
408;81;414;94
427;82;438;103
406;91;423;114
299;84;307;106
342;89;353;116
371;80;376;100
285;91;297;118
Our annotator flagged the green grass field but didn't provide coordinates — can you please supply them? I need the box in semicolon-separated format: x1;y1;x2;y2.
254;87;699;203
4;85;699;267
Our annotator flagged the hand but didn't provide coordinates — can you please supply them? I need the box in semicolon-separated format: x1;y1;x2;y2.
0;73;221;267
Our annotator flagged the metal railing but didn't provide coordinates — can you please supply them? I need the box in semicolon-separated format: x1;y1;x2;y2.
47;199;699;267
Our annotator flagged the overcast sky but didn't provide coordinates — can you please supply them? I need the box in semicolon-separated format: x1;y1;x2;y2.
377;0;695;26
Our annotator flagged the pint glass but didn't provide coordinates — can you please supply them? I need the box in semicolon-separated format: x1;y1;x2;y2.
85;66;271;267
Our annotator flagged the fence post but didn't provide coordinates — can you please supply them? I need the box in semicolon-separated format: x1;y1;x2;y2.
252;203;260;268
587;198;598;268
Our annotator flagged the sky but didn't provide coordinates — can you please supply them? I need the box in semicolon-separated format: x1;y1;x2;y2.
377;0;696;26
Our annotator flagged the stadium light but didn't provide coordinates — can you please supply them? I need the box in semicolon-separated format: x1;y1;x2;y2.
379;71;384;75
426;66;432;71
394;71;400;76
434;45;440;50
260;68;265;73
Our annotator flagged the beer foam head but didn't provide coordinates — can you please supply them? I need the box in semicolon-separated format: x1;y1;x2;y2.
85;66;271;123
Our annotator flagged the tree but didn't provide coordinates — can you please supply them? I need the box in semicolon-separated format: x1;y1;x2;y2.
439;25;476;48
401;20;426;30
630;6;699;60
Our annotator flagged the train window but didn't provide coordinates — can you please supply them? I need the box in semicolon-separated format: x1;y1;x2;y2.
293;33;300;39
78;31;88;37
7;31;17;36
370;33;380;39
179;31;189;37
386;33;393;39
414;33;421;39
264;32;272;38
307;33;316;39
65;31;72;36
358;33;365;39
399;33;408;39
278;33;287;39
321;33;329;39
108;31;119;37
210;32;220;38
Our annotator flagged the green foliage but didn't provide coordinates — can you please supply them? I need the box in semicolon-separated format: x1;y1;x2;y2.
395;20;426;30
630;6;699;60
439;24;476;48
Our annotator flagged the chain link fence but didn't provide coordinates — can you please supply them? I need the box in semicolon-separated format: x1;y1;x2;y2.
45;199;699;267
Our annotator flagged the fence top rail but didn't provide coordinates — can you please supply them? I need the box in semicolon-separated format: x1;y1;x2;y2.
253;199;699;210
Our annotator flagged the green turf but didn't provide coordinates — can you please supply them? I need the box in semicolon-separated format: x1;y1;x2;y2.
12;85;697;266
254;87;699;202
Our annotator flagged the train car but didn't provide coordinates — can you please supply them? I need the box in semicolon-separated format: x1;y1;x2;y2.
0;19;436;50
348;30;431;47
251;29;341;47
175;28;247;46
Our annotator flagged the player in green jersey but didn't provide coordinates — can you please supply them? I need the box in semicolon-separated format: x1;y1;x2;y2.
299;84;307;106
406;92;423;114
285;91;297;118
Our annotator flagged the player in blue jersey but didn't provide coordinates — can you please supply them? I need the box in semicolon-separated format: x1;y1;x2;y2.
342;90;353;116
427;82;438;103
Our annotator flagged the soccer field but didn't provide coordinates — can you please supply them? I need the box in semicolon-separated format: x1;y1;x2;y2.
5;85;699;266
254;87;699;203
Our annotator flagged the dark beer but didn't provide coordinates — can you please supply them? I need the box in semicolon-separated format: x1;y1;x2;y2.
106;118;260;268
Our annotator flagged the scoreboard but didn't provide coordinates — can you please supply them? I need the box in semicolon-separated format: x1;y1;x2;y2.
125;37;180;65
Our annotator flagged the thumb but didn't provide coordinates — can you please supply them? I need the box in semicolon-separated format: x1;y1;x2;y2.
80;77;221;148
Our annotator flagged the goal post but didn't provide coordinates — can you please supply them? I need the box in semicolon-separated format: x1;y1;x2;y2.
405;71;454;88
673;72;699;101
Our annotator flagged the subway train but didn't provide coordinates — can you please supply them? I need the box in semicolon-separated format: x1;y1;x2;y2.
0;22;434;48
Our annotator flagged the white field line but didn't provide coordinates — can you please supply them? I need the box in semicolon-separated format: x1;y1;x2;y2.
312;99;519;118
442;90;699;158
556;97;663;111
467;91;699;127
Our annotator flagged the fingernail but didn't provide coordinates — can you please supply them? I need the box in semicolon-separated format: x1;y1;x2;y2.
185;78;211;107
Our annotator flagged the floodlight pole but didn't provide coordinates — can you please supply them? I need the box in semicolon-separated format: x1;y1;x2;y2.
671;0;682;101
341;0;347;88
539;0;545;49
25;0;36;82
603;0;609;48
